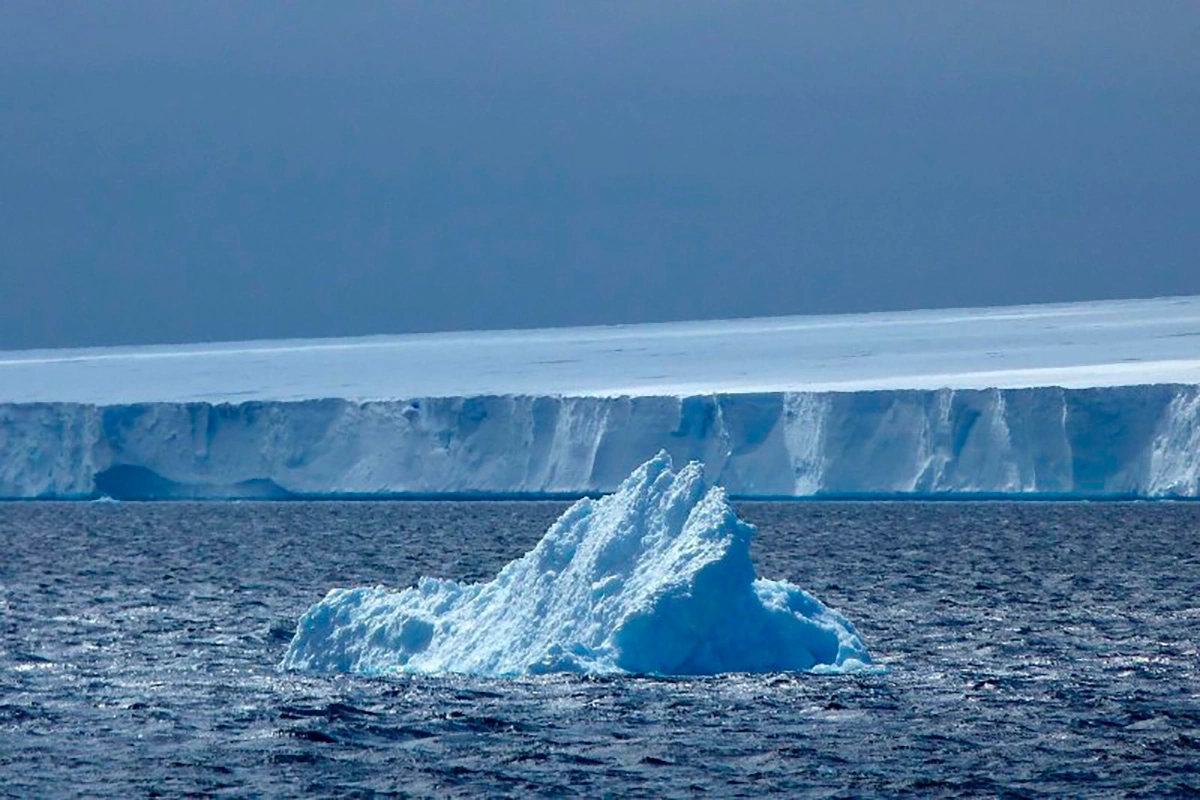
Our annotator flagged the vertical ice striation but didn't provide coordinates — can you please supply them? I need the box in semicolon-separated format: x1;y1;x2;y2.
783;393;830;494
1;385;1199;498
0;404;105;498
1148;387;1200;496
281;452;872;676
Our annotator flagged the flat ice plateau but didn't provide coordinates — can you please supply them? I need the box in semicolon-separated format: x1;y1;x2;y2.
2;296;1200;498
6;295;1200;404
282;453;871;676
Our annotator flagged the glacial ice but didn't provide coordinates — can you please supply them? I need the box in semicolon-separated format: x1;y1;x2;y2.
3;386;1200;499
5;296;1200;405
281;453;871;677
3;296;1200;499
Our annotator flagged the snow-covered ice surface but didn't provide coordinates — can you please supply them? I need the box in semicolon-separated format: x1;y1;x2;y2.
4;295;1200;404
2;296;1200;498
282;453;870;677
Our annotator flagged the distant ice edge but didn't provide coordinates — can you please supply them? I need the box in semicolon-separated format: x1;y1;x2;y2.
2;384;1199;499
281;452;872;677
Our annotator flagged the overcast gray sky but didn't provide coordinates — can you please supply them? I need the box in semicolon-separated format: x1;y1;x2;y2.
1;2;1197;349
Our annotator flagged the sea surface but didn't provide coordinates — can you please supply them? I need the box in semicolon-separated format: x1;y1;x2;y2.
2;501;1198;798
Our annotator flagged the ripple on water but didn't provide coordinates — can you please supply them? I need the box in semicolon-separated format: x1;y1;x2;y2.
0;501;1198;797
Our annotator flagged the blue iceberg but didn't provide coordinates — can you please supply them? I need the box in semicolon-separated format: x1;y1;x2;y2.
282;452;871;676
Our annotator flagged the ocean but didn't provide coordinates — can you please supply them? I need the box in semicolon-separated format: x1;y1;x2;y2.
2;501;1198;797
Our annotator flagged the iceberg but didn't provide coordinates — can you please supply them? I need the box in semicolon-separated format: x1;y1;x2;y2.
281;453;871;676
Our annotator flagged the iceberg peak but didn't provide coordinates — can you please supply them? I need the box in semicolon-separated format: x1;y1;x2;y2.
282;451;871;676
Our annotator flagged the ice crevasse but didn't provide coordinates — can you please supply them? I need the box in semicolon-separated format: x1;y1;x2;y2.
281;452;871;677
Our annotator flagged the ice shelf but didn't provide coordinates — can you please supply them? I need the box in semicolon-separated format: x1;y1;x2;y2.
2;296;1199;498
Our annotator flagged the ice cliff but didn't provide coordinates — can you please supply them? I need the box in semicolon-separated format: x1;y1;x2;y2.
5;297;1200;499
281;452;871;676
2;385;1199;499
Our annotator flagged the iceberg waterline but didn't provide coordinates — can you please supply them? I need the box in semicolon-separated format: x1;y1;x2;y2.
3;385;1200;499
281;452;872;676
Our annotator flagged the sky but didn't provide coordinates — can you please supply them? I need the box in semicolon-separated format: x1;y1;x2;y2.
1;3;1198;350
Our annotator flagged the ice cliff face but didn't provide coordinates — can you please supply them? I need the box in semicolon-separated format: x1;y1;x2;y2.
281;452;871;676
2;385;1199;499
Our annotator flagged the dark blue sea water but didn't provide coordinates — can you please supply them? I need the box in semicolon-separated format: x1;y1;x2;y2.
2;501;1198;798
